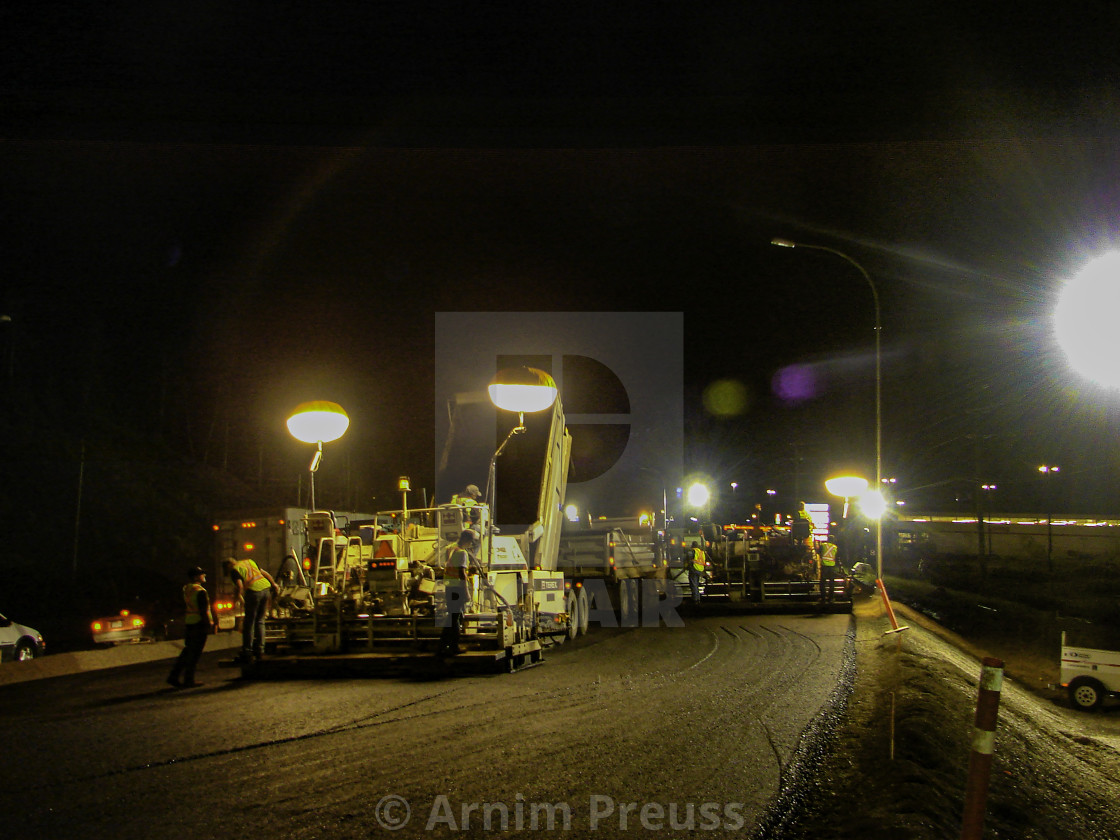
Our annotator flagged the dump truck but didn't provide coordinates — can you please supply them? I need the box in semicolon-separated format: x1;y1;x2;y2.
554;519;666;638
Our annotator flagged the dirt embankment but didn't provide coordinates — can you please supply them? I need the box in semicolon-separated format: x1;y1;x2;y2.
773;594;1120;840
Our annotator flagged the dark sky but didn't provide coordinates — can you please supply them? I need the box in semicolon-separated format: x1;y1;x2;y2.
3;2;1120;515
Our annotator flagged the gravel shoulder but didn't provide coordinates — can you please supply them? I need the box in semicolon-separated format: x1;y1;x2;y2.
772;593;1120;840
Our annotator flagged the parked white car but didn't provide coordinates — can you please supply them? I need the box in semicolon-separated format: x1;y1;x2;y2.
0;612;45;662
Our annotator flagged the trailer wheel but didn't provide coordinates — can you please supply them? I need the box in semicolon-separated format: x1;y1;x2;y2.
576;587;590;635
1068;677;1105;711
565;591;579;642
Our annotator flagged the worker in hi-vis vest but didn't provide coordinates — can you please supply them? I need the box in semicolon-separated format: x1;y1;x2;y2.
223;556;278;663
441;529;477;656
167;566;216;689
688;541;707;605
819;537;840;604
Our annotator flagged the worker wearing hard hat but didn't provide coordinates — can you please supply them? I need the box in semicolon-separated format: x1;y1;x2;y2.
167;566;216;689
451;484;482;506
451;484;483;528
440;529;477;656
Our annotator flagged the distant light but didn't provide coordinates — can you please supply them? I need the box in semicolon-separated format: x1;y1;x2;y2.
565;504;580;522
287;401;350;444
488;367;558;413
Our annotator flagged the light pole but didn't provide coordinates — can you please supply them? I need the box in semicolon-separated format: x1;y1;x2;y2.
1039;465;1060;574
486;366;560;522
825;475;869;567
286;401;350;511
687;482;711;524
772;237;883;579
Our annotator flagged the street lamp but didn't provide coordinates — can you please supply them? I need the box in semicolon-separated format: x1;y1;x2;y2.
286;400;350;511
825;475;869;567
773;237;882;579
485;366;559;518
687;482;711;523
825;475;869;519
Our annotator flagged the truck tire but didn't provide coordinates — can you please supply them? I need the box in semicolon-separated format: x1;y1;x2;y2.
15;641;37;661
1068;677;1105;711
576;587;590;635
620;579;639;626
565;591;579;642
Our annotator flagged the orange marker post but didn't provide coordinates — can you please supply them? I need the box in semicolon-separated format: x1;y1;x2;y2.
961;657;1005;840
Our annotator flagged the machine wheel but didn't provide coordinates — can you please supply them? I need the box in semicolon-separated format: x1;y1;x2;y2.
565;591;579;641
620;579;639;626
15;641;37;662
576;587;590;635
1068;677;1106;711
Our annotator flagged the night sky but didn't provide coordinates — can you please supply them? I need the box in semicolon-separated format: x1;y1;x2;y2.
4;2;1120;519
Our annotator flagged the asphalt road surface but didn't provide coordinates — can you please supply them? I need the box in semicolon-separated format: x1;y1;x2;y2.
0;610;853;839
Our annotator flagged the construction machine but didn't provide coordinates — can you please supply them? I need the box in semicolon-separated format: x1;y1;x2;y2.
257;398;573;674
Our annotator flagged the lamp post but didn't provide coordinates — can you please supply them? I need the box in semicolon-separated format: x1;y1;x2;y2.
772;237;882;579
687;482;711;524
486;366;559;521
825;475;869;566
1039;465;1060;574
286;401;350;511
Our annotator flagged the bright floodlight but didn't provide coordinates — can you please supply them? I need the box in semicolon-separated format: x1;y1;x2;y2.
858;489;887;520
286;401;350;444
687;482;710;508
825;475;869;498
488;367;558;413
1055;251;1120;388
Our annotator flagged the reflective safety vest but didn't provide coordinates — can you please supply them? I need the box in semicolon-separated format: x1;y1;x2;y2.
690;548;706;573
233;559;271;592
820;542;839;566
183;582;205;624
444;546;470;580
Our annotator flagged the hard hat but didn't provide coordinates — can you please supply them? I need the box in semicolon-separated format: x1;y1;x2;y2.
465;484;481;497
187;566;206;579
